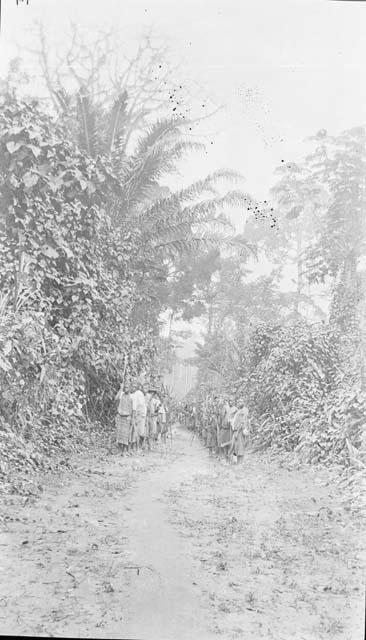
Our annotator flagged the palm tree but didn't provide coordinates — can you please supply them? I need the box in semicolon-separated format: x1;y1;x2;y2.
71;88;256;259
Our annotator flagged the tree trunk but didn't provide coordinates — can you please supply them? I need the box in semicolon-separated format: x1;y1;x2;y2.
208;301;213;336
357;272;366;391
167;308;174;340
330;251;358;332
294;220;303;317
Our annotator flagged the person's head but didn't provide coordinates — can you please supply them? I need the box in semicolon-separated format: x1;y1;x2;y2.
124;382;130;394
237;398;245;409
142;383;149;394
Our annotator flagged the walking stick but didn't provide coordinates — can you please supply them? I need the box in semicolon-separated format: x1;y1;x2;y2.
121;353;128;388
130;414;136;452
169;413;173;448
190;429;196;446
228;431;237;458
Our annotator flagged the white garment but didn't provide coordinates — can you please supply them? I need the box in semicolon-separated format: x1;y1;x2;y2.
131;389;147;417
158;404;167;422
226;405;238;426
150;397;161;415
232;407;249;433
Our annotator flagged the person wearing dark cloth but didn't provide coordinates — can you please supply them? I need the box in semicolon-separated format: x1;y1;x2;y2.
147;388;161;444
230;398;250;463
115;383;133;455
220;396;237;460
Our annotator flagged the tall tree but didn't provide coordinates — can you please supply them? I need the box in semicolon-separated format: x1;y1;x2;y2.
305;127;366;331
244;161;325;320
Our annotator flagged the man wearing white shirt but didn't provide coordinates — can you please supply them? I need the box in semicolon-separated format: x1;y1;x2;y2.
131;382;147;451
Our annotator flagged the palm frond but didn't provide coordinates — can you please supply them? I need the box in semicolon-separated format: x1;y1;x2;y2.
146;211;232;244
135;117;185;156
121;140;204;210
179;190;253;225
107;90;128;155
137;169;245;225
76;88;98;157
151;226;256;261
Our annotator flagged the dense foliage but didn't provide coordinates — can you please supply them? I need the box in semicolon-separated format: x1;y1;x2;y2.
194;127;366;469
0;95;150;481
0;79;251;487
243;322;365;465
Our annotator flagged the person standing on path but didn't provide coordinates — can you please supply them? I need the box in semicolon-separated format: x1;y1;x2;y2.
206;396;218;456
220;396;238;460
200;400;207;443
157;397;168;444
131;382;148;452
183;403;190;430
216;395;227;456
115;383;133;455
128;387;139;453
191;404;197;432
217;395;229;457
216;395;225;456
229;398;250;463
147;388;161;446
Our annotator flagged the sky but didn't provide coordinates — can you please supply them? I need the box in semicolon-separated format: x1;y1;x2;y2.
1;0;365;203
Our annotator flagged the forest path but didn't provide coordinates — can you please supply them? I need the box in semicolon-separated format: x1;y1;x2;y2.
0;425;364;640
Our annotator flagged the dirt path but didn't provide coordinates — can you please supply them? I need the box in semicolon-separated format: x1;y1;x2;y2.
0;426;364;639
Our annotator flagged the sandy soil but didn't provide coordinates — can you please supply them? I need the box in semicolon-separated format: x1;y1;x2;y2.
0;426;364;639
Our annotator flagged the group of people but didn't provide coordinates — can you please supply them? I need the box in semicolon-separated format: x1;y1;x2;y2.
182;395;251;463
114;383;250;462
114;381;169;455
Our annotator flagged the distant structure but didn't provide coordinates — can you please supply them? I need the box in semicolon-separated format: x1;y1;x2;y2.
161;317;202;399
164;358;197;399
